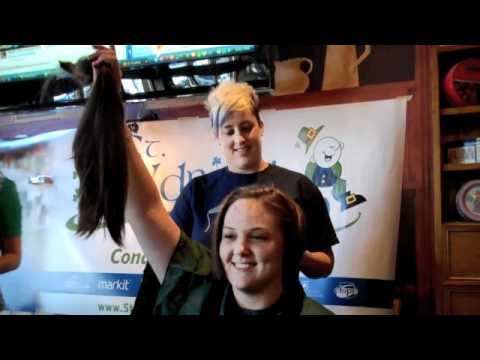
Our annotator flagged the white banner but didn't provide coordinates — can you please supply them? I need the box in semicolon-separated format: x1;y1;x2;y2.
261;99;407;314
0;97;407;315
0;130;145;314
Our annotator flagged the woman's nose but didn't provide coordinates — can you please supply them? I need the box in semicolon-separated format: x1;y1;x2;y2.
233;131;246;144
234;238;250;255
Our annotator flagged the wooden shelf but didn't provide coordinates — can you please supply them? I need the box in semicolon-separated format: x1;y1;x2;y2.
437;45;480;53
444;222;480;227
441;106;480;116
442;280;480;287
443;163;480;171
431;44;480;314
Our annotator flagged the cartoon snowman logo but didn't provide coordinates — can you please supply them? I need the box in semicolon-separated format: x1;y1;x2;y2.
297;126;366;230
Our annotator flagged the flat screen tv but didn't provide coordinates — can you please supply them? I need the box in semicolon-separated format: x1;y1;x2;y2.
0;45;271;113
114;45;271;99
0;45;105;112
0;45;99;83
114;45;256;68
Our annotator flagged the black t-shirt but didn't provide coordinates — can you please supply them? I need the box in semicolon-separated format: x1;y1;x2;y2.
131;164;338;315
170;164;338;250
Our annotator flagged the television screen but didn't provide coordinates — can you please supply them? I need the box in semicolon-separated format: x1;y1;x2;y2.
114;45;256;69
0;45;99;83
114;45;270;99
0;45;269;112
0;45;115;112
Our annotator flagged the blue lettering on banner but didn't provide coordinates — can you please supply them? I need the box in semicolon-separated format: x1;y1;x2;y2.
160;162;205;202
38;272;143;297
299;276;394;309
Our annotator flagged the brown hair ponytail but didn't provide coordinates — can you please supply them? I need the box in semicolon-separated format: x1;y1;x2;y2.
72;62;127;246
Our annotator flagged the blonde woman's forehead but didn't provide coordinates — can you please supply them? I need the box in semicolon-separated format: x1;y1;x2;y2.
207;80;260;133
221;110;258;125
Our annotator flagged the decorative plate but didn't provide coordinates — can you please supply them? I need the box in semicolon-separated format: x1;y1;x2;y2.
443;58;480;107
456;180;480;221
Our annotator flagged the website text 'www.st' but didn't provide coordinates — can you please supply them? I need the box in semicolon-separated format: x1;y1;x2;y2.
97;303;133;313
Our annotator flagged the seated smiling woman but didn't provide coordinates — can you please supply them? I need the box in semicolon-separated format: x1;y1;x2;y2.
153;184;334;315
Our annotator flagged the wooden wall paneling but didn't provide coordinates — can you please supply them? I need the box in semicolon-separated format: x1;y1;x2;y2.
444;286;480;314
407;45;435;314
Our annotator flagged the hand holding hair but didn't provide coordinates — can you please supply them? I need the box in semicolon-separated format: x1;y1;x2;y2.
72;53;127;245
89;45;123;90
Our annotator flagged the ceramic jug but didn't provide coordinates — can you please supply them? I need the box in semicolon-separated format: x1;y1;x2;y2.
273;57;313;96
322;45;371;90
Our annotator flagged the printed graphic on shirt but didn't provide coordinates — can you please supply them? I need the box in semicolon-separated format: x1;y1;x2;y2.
204;205;222;232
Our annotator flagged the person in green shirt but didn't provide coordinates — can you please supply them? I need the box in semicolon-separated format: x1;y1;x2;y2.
0;173;22;311
153;184;333;315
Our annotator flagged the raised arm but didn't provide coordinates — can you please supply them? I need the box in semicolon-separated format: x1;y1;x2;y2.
85;46;180;283
123;129;180;283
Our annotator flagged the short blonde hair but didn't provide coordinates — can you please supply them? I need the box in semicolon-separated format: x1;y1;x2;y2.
205;80;260;134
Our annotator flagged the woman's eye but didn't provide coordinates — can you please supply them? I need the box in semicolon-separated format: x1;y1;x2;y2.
251;235;267;242
223;233;236;240
223;130;234;136
241;125;253;133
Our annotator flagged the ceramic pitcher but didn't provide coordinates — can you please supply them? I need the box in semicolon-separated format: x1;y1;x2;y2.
273;57;314;96
322;45;371;90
